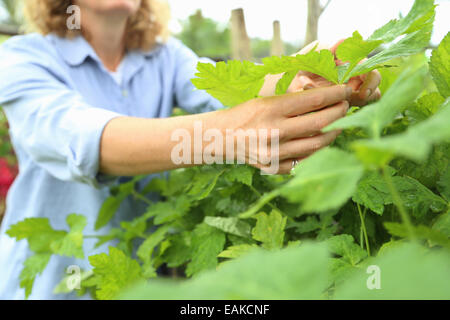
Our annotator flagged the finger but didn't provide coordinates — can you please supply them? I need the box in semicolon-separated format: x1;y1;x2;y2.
282;101;349;140
350;87;381;106
368;88;381;103
358;70;381;100
278;85;352;117
259;156;308;175
287;75;315;92
278;130;341;161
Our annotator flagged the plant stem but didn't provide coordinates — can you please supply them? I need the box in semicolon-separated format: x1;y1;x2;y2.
382;167;415;239
132;190;154;206
357;203;371;256
248;184;294;223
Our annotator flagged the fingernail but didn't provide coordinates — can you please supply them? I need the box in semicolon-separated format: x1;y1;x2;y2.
366;89;372;98
304;84;314;90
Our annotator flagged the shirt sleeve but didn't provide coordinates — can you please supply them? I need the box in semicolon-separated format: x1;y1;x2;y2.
170;39;224;114
0;40;123;188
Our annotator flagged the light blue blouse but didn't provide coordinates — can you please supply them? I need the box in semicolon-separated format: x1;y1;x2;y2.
0;33;223;299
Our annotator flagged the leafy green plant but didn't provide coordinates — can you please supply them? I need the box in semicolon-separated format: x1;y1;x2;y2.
6;0;450;299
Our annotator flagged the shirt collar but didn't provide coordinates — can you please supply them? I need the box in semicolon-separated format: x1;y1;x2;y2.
49;34;163;68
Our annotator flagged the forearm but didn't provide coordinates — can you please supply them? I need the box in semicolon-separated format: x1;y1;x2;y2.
99;109;231;176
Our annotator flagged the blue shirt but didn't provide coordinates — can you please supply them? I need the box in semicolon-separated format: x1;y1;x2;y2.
0;34;223;299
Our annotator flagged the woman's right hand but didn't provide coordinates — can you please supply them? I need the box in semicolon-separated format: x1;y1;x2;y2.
219;85;352;174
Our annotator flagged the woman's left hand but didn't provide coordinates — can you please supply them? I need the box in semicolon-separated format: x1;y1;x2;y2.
287;40;382;107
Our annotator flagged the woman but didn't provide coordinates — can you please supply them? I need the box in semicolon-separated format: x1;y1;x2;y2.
0;0;380;299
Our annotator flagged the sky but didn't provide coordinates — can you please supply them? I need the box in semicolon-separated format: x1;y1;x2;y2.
166;0;450;46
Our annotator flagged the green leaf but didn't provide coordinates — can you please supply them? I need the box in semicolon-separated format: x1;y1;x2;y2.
392;176;448;219
352;170;392;215
143;196;191;225
136;225;171;265
337;31;383;65
89;246;142;300
352;98;450;165
430;32;450;98
334;243;450;299
6;218;65;253
204;216;252;238
251;210;286;250
191;60;266;107
326;235;367;266
369;0;435;42
223;165;254;186
275;70;297;95
348;27;432;81
95;196;126;231
385;222;450;248
121;243;330;300
185;224;226;277
161;232;192;268
432;210;450;238
20;253;52;299
326;65;427;138
50;214;87;259
406;92;445;124
262;49;339;83
437;167;450;201
279;148;364;213
217;244;258;259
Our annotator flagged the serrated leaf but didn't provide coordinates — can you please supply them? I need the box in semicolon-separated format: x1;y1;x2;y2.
50;214;87;259
347;27;432;81
280;148;364;213
327;65;427;138
223;165;254;186
406;92;445;124
384;222;450;248
185;224;226;277
430;32;450;98
136;225;171;265
262;49;339;83
161;232;192;268
369;0;435;42
352;170;392;215
204;216;252;238
337;31;383;64
326;235;367;266
191;60;266;107
6;218;65;253
143;196;191;225
217;244;258;259
89;246;142;300
352;98;450;165
251;210;286;250
20;253;52;299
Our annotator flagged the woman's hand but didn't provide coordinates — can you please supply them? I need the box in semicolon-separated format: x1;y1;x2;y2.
221;85;352;174
287;40;381;106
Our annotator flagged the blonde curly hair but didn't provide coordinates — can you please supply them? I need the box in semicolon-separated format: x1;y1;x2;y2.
24;0;170;51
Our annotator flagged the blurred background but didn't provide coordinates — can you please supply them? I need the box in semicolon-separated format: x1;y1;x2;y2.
0;0;449;220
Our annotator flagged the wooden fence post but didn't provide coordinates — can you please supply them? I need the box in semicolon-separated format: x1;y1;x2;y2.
230;8;252;60
271;20;284;56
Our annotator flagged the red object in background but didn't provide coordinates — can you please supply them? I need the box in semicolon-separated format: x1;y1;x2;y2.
0;158;17;199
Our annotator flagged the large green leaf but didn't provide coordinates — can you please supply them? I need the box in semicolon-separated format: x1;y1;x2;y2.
279;148;364;213
334;243;450;299
120;243;329;300
185;224;226;277
326;65;427;138
430;32;450;98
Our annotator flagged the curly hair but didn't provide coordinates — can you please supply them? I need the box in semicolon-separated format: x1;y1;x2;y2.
24;0;170;51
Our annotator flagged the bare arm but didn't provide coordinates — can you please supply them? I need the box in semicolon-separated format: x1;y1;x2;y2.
99;85;352;176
